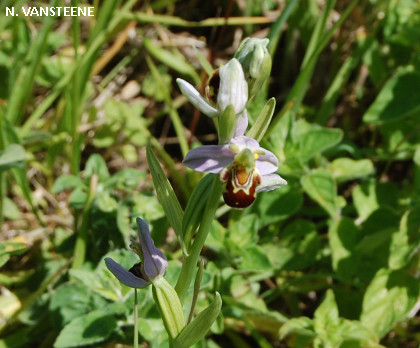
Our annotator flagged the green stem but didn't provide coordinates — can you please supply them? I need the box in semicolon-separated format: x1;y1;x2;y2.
134;289;138;348
71;174;98;269
175;176;223;301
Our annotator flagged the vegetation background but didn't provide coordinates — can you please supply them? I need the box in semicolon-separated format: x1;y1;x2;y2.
1;0;420;347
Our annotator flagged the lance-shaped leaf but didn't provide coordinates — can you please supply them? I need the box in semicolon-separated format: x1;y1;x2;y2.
152;277;185;340
146;145;185;252
173;292;222;348
182;174;214;253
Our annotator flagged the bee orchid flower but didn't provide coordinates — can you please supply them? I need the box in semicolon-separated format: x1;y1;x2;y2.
105;217;168;288
177;58;249;137
183;136;287;208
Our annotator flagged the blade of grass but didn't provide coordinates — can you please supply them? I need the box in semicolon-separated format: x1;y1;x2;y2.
315;34;371;125
144;37;200;84
267;0;360;135
5;0;59;125
20;0;138;138
126;13;274;27
267;0;300;57
145;55;189;158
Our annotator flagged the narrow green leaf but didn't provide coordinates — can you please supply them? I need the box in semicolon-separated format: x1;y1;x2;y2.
246;98;275;142
152;277;185;340
146;145;184;250
182;174;213;252
174;292;222;348
144;37;200;84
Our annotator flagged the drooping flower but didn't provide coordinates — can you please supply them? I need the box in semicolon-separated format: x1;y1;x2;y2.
183;136;287;208
105;217;168;288
176;58;249;137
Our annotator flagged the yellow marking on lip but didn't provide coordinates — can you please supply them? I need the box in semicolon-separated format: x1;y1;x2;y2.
236;169;249;185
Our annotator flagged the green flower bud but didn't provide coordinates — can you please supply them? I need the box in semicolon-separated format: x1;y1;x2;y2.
234;38;272;99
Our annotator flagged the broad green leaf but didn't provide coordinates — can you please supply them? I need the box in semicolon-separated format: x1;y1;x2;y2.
279;317;315;340
228;214;259;249
272;219;320;271
360;268;419;338
389;205;420;269
297;127;343;162
314;290;339;333
0;144;25;171
301;169;339;219
245;309;287;337
84;154;110;182
352;181;379;222
239;245;273;271
2;197;21;220
53;309;117;348
95;191;118;213
51;175;84;194
328;218;360;280
363;70;420;123
328;158;374;183
250;183;303;227
146;145;184;250
132;193;165;222
247;97;276;142
137;317;166;342
68;186;88;210
174;293;222;348
104;168;146;191
352;181;399;222
337;321;379;347
49;283;96;328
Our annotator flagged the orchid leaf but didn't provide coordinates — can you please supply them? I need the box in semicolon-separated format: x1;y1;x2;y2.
146;145;185;252
174;292;222;348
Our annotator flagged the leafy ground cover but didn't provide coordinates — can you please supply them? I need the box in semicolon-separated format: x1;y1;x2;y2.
1;0;420;347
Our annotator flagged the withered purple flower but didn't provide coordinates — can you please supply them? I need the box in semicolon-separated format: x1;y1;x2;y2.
105;217;168;288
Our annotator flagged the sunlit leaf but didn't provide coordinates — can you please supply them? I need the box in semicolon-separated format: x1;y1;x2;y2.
360;268;419;338
301;169;339;219
363;70;420;123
